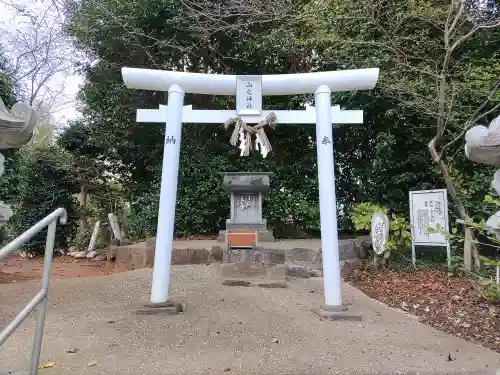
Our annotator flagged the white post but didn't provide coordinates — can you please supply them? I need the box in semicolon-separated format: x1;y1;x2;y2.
150;84;185;304
315;85;342;308
87;220;101;253
108;213;123;242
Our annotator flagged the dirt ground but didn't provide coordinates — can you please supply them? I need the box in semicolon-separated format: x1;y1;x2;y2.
0;254;124;284
347;267;500;353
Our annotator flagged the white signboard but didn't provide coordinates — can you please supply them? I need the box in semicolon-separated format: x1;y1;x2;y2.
409;189;450;266
371;211;389;255
236;75;262;116
409;189;449;245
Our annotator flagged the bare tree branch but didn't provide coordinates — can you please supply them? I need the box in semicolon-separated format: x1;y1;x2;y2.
440;80;500;158
0;0;80;124
450;18;500;52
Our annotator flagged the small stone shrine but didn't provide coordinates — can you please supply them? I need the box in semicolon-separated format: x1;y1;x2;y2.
218;172;274;242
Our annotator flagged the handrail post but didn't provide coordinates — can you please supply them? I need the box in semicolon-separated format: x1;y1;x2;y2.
0;208;66;375
29;220;57;375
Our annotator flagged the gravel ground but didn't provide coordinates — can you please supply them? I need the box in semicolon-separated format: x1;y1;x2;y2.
0;265;499;375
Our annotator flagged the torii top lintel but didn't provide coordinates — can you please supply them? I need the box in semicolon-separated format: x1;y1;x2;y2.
121;68;379;95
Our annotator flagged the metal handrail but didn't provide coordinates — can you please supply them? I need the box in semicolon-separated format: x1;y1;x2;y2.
0;208;67;375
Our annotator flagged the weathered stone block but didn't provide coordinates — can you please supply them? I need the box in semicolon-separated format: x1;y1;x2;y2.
286;248;322;264
285;263;322;278
219;263;286;280
223;248;285;264
130;246;149;269
172;248;211;265
113;246;131;268
107;242;153;270
267;249;286;264
265;264;286;280
210;246;223;262
145;239;155;268
222;280;251;287
220;263;266;278
256;281;287;288
338;241;360;260
93;254;107;262
340;259;361;279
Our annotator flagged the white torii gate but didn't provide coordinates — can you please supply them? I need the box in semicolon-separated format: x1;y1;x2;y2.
121;67;379;312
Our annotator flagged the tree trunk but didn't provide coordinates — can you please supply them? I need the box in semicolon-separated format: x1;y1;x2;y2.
428;137;477;272
77;184;89;232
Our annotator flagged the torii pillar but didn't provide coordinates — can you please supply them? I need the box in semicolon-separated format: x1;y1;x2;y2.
122;68;379;317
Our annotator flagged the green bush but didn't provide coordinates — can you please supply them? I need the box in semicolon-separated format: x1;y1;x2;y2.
125;188;160;241
9;145;78;254
478;278;500;302
349;202;412;252
349;202;388;232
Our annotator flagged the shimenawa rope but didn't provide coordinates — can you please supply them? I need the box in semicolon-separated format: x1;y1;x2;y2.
223;112;277;157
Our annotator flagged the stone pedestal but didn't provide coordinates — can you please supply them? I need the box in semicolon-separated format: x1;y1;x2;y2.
219;248;287;286
134;300;184;315
217;172;274;242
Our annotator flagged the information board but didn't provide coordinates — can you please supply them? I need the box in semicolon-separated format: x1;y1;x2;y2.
409;189;449;245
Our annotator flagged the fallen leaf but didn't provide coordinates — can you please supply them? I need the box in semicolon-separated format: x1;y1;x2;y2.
223;367;231;371
271;338;279;344
39;361;56;369
447;353;454;362
66;348;79;354
348;268;500;353
88;361;98;367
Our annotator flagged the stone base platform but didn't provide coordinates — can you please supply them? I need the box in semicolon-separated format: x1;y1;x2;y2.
219;263;286;279
134;300;184;315
216;229;275;242
223;248;286;264
218;262;287;287
315;304;363;321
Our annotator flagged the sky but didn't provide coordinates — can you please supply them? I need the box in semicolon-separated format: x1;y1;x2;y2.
0;0;83;125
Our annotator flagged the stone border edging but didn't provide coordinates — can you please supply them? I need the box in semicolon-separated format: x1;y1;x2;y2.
104;237;370;279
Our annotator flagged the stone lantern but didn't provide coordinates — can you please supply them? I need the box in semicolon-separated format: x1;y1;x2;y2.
0;98;38;229
465;114;500;237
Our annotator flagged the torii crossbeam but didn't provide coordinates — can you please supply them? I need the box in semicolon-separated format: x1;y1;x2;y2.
122;67;379;315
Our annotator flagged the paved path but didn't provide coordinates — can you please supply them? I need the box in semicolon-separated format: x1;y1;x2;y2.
0;265;498;375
